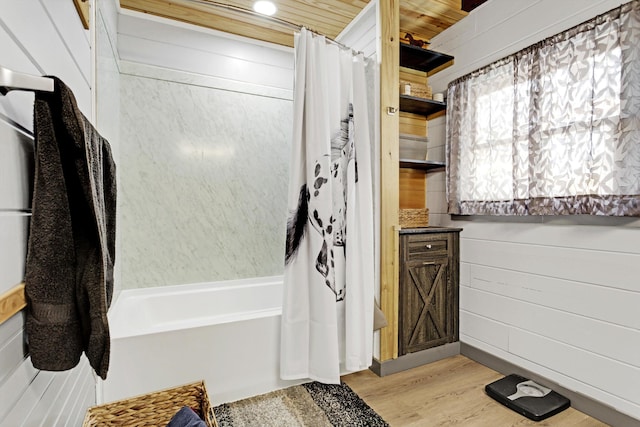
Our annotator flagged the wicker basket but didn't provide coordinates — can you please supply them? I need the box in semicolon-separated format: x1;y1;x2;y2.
400;81;432;99
399;208;429;228
83;381;217;427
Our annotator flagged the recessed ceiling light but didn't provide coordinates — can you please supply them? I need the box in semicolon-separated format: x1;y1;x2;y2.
253;1;277;16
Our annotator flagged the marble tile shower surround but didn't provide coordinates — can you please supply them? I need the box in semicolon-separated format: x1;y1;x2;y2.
120;73;292;288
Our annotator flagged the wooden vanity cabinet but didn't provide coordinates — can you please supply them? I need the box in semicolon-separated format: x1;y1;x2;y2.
398;228;461;356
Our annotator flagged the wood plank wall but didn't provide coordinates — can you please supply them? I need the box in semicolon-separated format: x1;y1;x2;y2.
0;0;100;423
399;68;428;137
399;68;427;210
399;169;425;209
428;0;640;420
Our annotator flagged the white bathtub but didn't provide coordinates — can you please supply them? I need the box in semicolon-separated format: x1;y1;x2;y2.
101;276;303;405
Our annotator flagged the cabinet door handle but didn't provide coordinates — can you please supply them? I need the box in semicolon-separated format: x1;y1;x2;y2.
423;261;435;265
425;244;432;249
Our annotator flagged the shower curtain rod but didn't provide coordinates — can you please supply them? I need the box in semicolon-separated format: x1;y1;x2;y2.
0;65;54;96
182;0;363;54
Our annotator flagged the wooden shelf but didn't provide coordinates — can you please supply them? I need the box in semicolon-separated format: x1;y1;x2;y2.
400;43;454;73
0;282;26;325
399;95;446;116
399;159;446;171
398;44;450;172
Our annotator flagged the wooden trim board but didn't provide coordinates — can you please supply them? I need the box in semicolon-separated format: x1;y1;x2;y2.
73;0;90;29
0;282;26;325
371;342;460;377
379;0;400;362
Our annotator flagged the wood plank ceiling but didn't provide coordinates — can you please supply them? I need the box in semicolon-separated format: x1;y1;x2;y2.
120;0;470;48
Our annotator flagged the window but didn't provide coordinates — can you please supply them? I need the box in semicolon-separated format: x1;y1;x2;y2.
446;0;640;216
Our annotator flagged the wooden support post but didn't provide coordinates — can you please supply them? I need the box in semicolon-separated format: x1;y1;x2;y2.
379;0;400;362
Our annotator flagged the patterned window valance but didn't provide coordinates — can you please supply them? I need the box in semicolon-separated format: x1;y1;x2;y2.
446;0;640;216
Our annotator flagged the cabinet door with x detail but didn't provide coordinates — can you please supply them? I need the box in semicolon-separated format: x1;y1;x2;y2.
399;232;459;356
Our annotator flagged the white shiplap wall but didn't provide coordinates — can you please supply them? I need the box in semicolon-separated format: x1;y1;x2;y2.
336;0;382;360
336;0;379;59
0;1;96;425
427;0;640;421
117;11;294;98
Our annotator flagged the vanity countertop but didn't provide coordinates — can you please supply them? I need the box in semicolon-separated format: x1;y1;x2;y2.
399;226;463;235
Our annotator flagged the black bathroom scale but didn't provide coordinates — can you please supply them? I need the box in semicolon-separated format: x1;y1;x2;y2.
485;374;570;421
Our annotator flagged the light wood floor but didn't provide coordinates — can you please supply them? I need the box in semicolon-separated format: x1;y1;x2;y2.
342;355;609;427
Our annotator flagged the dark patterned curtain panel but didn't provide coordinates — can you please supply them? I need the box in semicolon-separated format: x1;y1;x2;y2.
446;0;640;216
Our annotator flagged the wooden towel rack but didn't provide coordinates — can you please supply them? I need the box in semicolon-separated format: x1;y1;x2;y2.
0;283;26;326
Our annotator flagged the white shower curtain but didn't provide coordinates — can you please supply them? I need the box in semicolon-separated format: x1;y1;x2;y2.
280;28;375;384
